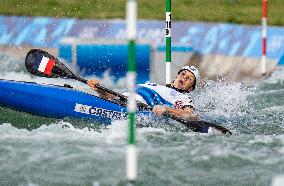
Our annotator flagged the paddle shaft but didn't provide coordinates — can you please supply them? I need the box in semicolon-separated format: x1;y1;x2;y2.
24;49;232;134
76;76;204;129
73;75;129;102
79;76;153;112
73;74;231;134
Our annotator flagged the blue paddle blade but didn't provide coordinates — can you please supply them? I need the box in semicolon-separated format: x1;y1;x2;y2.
25;49;75;79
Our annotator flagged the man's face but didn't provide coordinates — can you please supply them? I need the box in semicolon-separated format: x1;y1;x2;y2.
173;70;196;91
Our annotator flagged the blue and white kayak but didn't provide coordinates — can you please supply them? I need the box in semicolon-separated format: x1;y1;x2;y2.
0;79;146;124
0;79;232;134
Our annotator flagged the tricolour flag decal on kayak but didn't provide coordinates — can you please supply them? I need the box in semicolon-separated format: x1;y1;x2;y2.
38;56;55;76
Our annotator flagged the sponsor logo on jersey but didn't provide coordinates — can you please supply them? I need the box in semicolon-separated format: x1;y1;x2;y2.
173;99;184;109
74;103;125;120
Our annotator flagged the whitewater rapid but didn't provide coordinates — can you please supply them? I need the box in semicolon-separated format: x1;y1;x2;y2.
0;52;283;185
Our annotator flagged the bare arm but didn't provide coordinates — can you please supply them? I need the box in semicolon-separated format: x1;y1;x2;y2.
87;79;116;100
166;107;198;120
153;105;198;120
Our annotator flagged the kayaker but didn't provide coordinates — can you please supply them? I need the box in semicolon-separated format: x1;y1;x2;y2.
88;66;200;120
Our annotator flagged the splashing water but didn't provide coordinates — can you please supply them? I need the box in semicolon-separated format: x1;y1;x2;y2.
0;51;284;185
194;78;254;119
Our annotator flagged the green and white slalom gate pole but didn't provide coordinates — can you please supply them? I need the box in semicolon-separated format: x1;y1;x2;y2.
165;0;171;86
126;0;137;182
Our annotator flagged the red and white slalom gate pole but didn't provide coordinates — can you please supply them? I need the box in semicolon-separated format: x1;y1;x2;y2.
261;0;267;75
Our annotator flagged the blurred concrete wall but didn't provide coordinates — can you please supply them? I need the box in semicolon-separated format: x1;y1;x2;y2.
151;51;277;84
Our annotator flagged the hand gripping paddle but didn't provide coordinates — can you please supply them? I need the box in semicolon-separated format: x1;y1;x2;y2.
25;49;232;134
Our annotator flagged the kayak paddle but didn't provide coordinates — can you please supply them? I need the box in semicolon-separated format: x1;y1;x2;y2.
25;49;128;102
25;49;232;134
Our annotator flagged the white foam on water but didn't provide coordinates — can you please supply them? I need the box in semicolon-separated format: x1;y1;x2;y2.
23;182;39;186
262;105;284;113
0;119;144;146
138;126;167;134
1;49;284;185
277;135;284;154
0;54;24;72
193;78;255;121
190;145;232;161
248;135;276;144
257;88;284;95
271;174;284;186
0;122;102;141
103;120;128;144
264;68;284;84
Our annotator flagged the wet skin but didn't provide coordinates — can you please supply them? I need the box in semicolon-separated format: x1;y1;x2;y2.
172;70;196;92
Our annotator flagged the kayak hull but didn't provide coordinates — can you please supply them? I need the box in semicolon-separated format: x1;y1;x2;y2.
0;79;232;134
0;79;132;124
